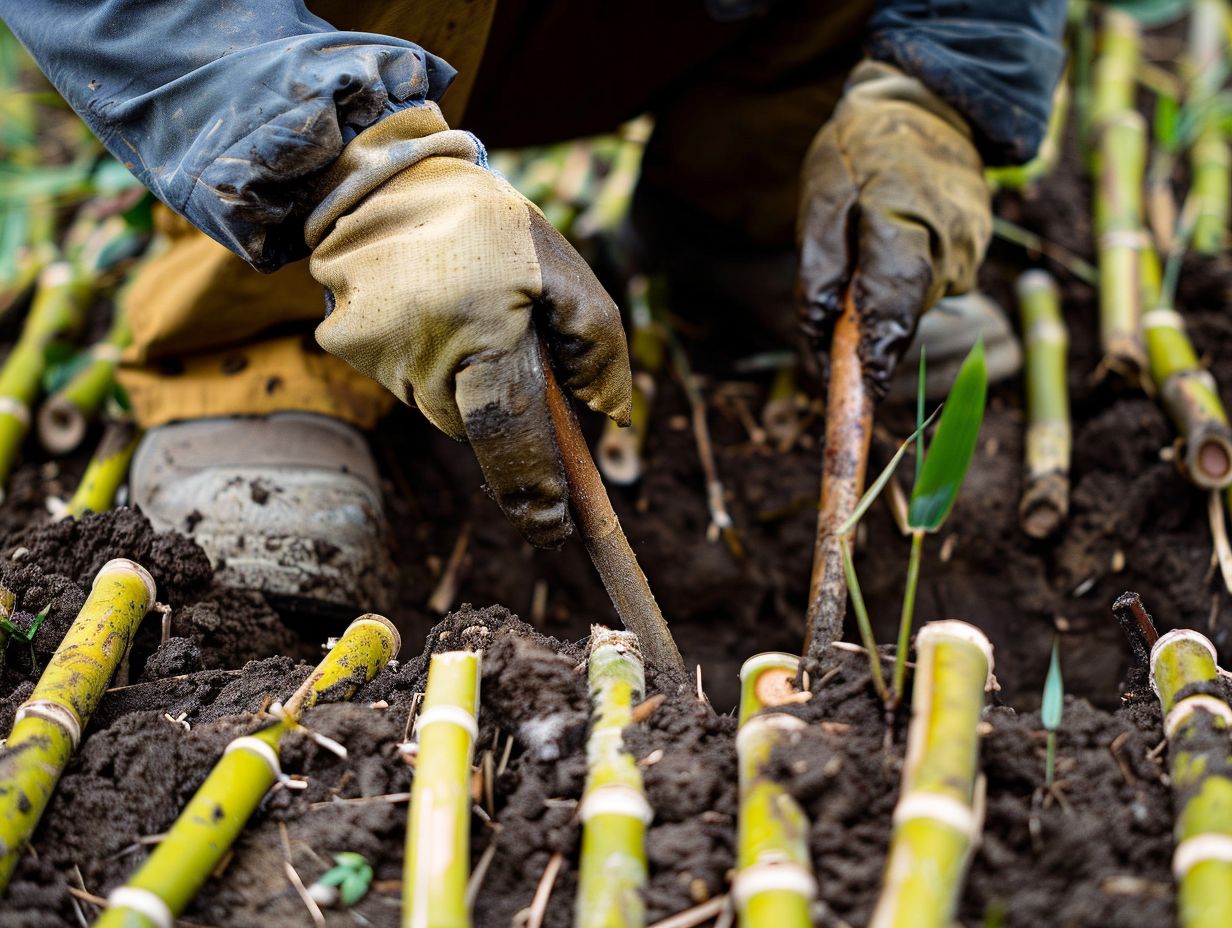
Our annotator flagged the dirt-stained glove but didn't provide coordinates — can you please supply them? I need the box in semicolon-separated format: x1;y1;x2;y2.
797;60;992;390
305;106;632;548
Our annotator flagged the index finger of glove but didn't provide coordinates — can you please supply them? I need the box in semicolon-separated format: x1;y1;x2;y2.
528;212;633;427
796;127;859;348
456;333;573;549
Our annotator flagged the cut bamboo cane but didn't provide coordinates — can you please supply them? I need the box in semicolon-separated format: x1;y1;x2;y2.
404;650;481;928
96;614;399;928
1016;270;1071;538
0;261;91;495
733;653;815;928
60;418;141;520
1141;251;1232;490
39;307;131;454
0;558;157;891
576;627;652;928
538;339;684;673
1187;0;1230;255
805;288;873;662
1092;10;1147;381
598;275;664;486
1150;628;1232;928
761;364;799;451
0;201;56;319
870;621;993;928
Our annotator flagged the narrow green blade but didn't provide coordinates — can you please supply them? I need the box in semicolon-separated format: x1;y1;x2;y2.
1041;638;1063;732
838;405;942;536
907;338;987;532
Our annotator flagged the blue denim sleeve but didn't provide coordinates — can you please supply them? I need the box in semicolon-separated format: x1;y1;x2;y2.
0;0;456;270
866;0;1067;166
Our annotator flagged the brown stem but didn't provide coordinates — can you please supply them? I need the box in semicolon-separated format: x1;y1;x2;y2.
805;289;875;662
538;340;685;673
1112;590;1159;670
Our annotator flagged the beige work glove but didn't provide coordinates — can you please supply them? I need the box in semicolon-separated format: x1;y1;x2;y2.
797;60;992;391
305;106;631;548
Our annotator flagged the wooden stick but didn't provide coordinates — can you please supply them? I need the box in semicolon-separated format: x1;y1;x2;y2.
539;340;685;673
804;289;874;662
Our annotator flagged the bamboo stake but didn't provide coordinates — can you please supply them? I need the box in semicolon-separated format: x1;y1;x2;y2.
59;418;141;520
538;339;684;672
1092;11;1148;380
39;307;131;454
96;614;399;928
576;627;652;928
733;653;815;928
805;289;873;662
0;558;158;891
1150;628;1232;928
1187;0;1230;255
404;650;481;928
870;621;993;928
1141;251;1232;489
1016;270;1071;538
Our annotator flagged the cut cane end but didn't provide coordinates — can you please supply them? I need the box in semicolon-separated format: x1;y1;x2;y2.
93;557;157;607
596;431;641;485
917;620;995;676
1018;472;1070;539
1186;432;1232;490
346;613;401;660
36;398;86;456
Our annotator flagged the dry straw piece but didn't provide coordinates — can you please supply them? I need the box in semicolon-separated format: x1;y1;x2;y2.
1150;628;1232;928
96;614;400;928
870;620;993;928
0;558;157;890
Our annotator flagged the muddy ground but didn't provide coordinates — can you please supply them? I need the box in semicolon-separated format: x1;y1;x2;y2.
1;41;1229;928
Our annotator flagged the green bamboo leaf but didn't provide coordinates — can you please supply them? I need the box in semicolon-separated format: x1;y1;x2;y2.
907;338;987;532
1107;0;1188;26
339;869;372;907
838;404;942;536
1042;639;1064;732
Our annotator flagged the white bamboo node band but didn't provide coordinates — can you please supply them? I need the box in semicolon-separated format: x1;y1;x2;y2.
1150;629;1218;693
0;397;29;426
93;558;158;607
1098;229;1150;250
415;705;478;742
106;887;173;928
88;343;124;363
14;699;82;748
224;736;282;778
1173;834;1232;878
1164;695;1232;740
731;861;817;908
1027;320;1067;345
579;784;654;824
1142;308;1184;331
735;713;807;756
892;791;977;838
1015;269;1057;298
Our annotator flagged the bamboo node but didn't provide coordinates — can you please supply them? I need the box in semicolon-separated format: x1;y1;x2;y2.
1142;308;1185;331
734;713;806;756
88;343;124;363
1172;833;1232;878
106;886;173;928
414;704;479;741
0;397;30;427
92;558;157;606
578;783;654;824
13;698;81;748
224;735;282;778
1163;695;1232;740
1098;229;1151;250
730;860;817;909
891;790;978;839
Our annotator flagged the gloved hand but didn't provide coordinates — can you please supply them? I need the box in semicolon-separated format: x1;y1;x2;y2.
305;106;632;548
796;60;992;390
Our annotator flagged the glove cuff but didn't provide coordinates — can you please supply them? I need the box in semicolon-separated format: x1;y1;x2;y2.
305;103;489;248
842;60;974;143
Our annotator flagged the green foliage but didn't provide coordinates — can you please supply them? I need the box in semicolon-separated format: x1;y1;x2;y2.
1042;639;1064;732
838;405;941;536
1107;0;1190;27
316;852;373;908
907;339;988;532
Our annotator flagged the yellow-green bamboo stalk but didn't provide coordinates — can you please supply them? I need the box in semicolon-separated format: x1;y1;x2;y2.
1093;11;1147;379
0;201;56;318
574;118;651;240
61;418;141;520
1187;0;1230;254
1150;628;1232;928
38;307;132;454
404;650;481;928
987;73;1070;191
733;653;815;928
1017;270;1071;537
576;627;651;928
870;621;993;928
0;261;91;495
96;614;399;928
0;558;157;891
598;275;664;485
1141;250;1232;489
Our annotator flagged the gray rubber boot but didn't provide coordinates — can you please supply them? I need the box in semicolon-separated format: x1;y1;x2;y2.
131;413;395;614
889;291;1023;402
